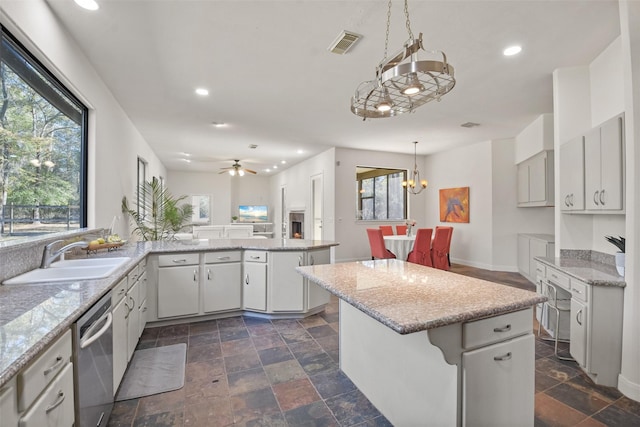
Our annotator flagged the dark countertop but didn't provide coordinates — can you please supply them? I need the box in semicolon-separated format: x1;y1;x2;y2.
297;259;545;335
0;238;338;388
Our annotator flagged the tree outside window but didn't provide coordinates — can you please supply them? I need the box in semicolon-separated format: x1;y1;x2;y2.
356;167;407;220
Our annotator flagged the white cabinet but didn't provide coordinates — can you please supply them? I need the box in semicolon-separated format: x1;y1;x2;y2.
126;279;141;362
516;151;554;207
137;271;148;338
112;290;128;393
584;114;624;211
13;330;74;427
560;136;585;211
462;334;534;426
570;297;588;369
157;253;199;318
517;234;554;283
243;251;267;311
307;250;331;310
203;251;242;313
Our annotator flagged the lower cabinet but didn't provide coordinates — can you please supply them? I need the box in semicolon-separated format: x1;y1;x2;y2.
3;330;75;427
517;234;554;283
157;254;199;318
204;251;242;312
243;251;268;311
112;290;128;393
462;334;534;425
570;297;588;368
269;251;306;312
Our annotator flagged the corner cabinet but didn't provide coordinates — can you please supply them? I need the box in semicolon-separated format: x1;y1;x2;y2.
517;150;554;207
584;114;624;211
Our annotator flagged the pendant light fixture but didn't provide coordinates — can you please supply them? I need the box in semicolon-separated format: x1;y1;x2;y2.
351;0;456;120
402;141;427;195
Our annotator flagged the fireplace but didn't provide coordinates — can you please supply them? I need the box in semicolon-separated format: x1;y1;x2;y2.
289;211;304;239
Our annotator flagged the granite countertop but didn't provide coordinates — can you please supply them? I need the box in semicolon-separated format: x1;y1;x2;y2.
535;254;625;287
0;238;338;388
297;259;545;335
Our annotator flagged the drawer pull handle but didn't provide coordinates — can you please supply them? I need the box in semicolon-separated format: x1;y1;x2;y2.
118;288;126;296
573;288;582;294
245;274;250;285
172;259;188;264
217;256;231;261
494;352;512;362
576;309;583;326
493;324;511;333
45;390;66;413
250;256;261;260
207;268;211;280
43;356;63;376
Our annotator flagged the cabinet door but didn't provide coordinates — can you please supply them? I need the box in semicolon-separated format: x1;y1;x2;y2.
528;154;547;202
157;265;199;318
599;115;623;210
560;137;585;211
570;298;588;369
112;297;128;392
137;271;148;338
18;363;74;427
138;298;148;339
269;251;305;312
126;280;141;362
584;127;602;210
0;379;18;427
243;262;267;311
517;163;529;204
204;263;242;312
307;249;331;310
462;334;534;426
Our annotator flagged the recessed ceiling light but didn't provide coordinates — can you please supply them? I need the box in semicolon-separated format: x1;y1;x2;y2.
181;159;191;163
297;150;304;154
273;165;278;169
211;122;226;128
74;0;99;10
265;169;271;173
503;45;522;56
195;88;209;96
281;160;286;164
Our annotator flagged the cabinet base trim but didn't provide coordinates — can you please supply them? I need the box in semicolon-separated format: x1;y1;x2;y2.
618;374;640;402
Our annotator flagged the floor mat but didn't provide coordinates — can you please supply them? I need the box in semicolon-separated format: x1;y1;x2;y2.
115;343;186;401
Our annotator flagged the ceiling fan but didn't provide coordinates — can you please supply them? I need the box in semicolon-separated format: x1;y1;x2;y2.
219;159;257;176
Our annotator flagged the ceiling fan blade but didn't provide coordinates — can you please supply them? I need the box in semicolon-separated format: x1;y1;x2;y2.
244;168;257;174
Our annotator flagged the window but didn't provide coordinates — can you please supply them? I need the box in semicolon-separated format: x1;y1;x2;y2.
0;27;88;241
356;167;407;220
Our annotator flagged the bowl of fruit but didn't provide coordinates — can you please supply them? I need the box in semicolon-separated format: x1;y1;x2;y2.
83;234;126;252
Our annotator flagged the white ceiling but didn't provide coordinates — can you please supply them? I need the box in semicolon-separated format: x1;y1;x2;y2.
45;0;621;175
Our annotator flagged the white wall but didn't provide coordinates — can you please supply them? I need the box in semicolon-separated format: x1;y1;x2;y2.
332;147;427;263
0;0;165;239
515;114;554;164
591;37;625;126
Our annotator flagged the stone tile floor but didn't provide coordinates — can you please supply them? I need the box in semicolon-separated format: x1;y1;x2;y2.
108;264;640;426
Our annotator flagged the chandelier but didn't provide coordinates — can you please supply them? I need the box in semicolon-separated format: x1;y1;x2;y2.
402;141;427;194
350;0;455;120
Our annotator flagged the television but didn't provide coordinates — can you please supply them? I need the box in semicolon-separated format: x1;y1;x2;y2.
238;205;268;222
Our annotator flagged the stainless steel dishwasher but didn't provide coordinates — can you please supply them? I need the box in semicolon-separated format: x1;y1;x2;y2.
72;291;114;427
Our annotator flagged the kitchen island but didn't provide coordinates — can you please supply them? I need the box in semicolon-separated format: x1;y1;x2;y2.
296;259;546;426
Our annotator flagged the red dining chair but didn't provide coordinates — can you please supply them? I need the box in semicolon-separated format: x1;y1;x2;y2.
379;225;394;236
407;228;433;266
396;224;408;235
436;226;454;267
367;229;396;260
432;227;453;270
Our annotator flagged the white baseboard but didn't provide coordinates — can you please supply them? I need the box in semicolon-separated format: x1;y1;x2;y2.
450;257;519;273
618;374;640;402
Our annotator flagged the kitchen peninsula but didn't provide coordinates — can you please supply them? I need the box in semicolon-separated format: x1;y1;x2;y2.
297;259;546;426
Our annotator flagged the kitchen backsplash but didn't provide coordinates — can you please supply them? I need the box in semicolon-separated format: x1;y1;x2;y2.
559;249;615;266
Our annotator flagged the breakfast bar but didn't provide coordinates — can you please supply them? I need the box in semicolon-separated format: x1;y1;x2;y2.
297;259;546;426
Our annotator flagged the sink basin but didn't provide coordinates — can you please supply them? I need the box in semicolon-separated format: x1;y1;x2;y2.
50;257;131;268
3;257;131;285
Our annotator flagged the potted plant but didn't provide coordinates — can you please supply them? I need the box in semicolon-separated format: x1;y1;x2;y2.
122;177;193;241
231;216;239;223
605;235;625;276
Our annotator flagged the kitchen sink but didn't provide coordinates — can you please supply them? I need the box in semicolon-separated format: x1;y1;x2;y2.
3;257;131;285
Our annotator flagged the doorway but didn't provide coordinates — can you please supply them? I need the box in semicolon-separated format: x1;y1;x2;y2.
311;174;323;240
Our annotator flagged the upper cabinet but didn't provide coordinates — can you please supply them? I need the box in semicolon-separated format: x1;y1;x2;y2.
560;113;624;214
559;136;585;211
517;151;554;207
584;114;624;211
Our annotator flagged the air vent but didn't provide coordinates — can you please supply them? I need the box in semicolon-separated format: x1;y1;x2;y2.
249;144;258;149
461;122;481;128
328;31;362;55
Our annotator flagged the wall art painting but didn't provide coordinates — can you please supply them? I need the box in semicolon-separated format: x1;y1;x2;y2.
439;187;470;223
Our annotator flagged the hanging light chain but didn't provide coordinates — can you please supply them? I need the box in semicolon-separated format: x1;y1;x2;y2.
383;0;392;61
403;0;414;41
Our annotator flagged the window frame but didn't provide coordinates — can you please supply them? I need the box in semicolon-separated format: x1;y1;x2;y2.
356;167;408;221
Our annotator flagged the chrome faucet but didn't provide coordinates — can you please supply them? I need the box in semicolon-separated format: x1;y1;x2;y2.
40;239;89;269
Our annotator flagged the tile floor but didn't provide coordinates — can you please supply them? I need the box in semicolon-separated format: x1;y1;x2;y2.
107;264;640;427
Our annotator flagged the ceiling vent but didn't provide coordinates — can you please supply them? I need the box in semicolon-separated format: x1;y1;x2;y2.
460;122;481;128
249;144;258;149
328;30;362;55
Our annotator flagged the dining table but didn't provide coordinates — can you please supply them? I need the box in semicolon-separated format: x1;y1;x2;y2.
383;234;416;260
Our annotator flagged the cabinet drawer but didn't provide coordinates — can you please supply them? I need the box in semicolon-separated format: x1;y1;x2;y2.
17;330;72;412
158;253;199;267
244;251;267;263
463;308;532;350
128;264;140;285
547;268;570;291
112;276;128;305
535;262;545;280
205;251;241;264
571;280;589;303
18;362;74;427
